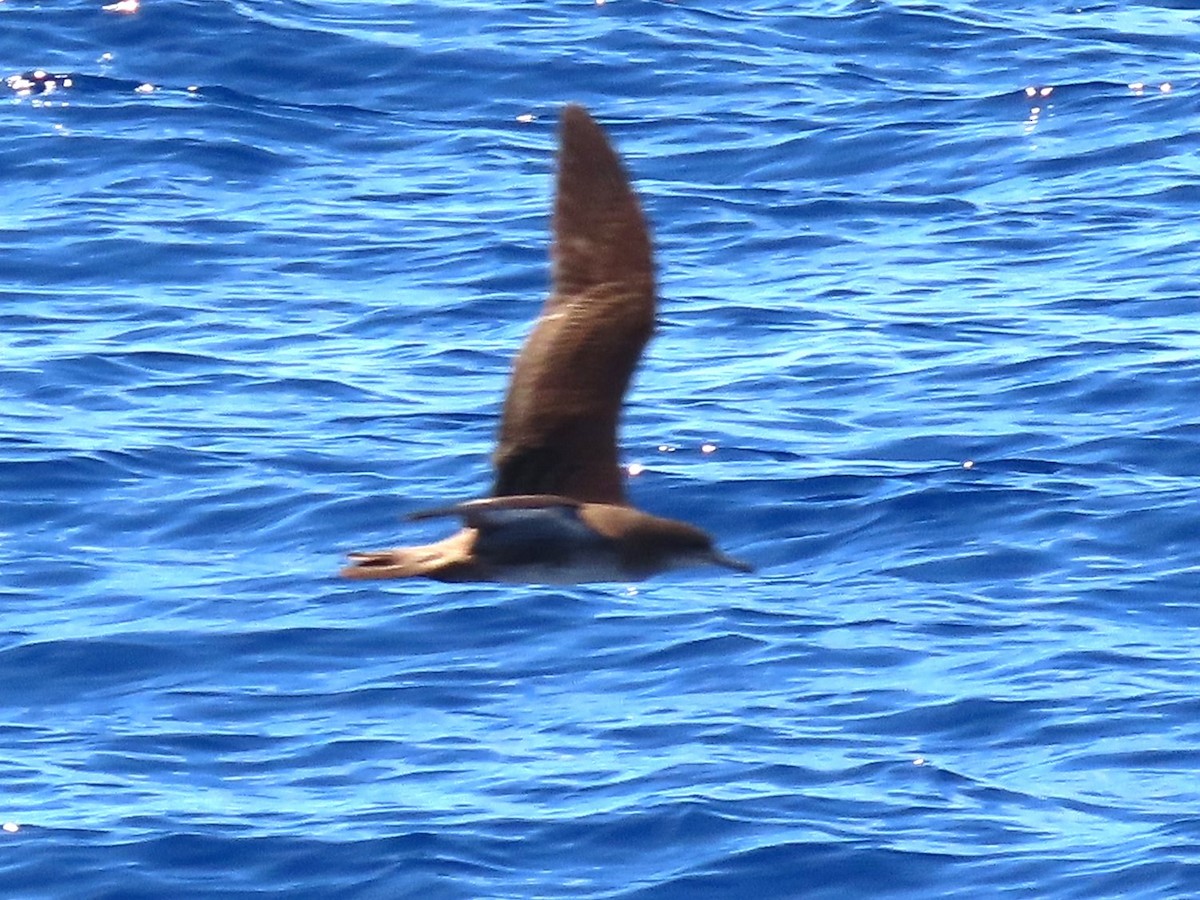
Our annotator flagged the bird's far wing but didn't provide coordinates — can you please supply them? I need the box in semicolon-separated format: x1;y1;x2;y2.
408;494;583;529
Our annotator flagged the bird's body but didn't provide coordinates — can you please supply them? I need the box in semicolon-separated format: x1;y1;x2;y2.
343;495;748;583
342;105;750;584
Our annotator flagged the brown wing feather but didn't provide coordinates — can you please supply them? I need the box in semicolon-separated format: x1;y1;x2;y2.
492;104;655;504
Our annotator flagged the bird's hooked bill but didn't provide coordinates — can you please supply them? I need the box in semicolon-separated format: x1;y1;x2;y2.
711;549;754;573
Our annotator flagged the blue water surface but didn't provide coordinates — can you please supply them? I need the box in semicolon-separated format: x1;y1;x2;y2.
4;0;1200;896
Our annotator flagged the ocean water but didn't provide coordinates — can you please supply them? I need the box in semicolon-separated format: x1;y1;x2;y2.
3;0;1200;896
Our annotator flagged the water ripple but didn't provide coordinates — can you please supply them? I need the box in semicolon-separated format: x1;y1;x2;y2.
3;0;1200;896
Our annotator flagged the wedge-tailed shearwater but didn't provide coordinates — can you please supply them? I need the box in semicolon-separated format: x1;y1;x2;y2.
341;104;751;583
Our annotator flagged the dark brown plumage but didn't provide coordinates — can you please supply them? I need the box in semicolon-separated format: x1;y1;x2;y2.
492;105;654;504
341;105;750;583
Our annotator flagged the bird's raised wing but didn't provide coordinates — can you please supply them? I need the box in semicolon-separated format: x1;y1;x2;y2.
491;104;655;505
